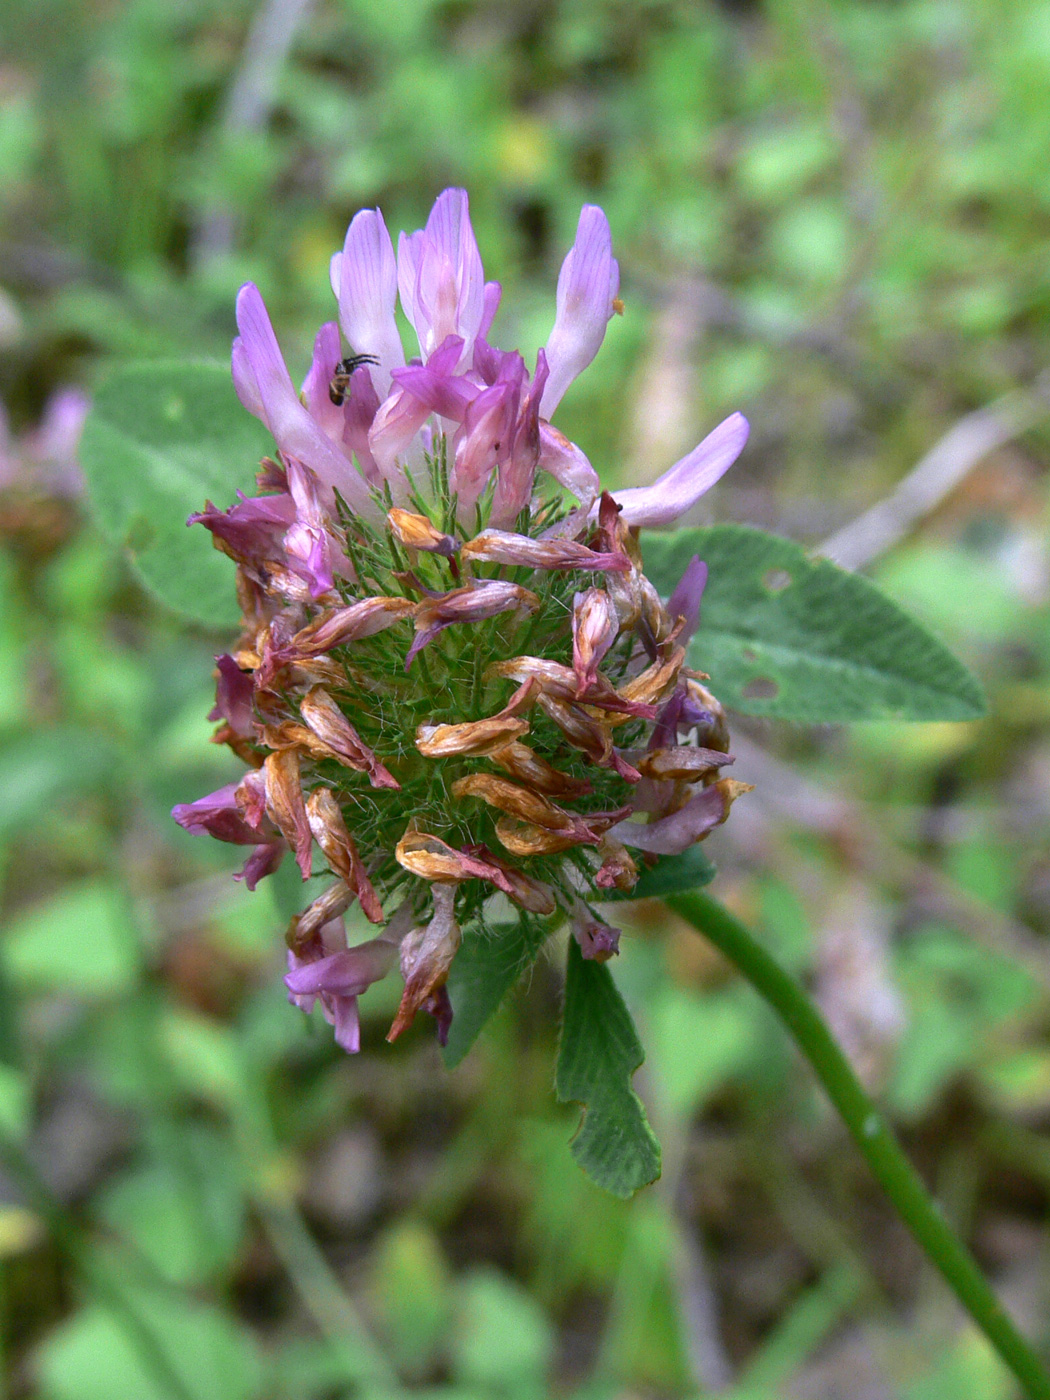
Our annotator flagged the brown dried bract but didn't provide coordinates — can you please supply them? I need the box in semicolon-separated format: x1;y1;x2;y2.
416;715;529;758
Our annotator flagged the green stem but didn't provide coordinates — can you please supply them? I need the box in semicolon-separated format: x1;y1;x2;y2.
667;889;1050;1400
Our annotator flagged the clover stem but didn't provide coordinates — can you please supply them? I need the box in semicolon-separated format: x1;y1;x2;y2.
667;889;1050;1400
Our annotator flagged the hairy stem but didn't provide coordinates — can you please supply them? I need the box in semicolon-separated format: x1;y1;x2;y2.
667;889;1050;1400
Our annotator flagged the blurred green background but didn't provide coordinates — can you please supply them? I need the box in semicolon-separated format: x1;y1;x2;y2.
1;0;1050;1395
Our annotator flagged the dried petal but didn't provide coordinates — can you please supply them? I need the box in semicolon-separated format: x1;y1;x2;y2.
451;773;600;843
288;597;415;656
636;746;735;782
487;739;592;798
387;507;457;555
488;655;654;719
572;587;619;695
594;837;638;892
306;788;384;923
415;716;529;758
395;828;519;894
388;884;461;1043
494;818;583;857
263;749;313;879
535;693;641;783
461;530;628;573
571;905;621;962
408;581;540;667
299;686;400;789
287;880;355;949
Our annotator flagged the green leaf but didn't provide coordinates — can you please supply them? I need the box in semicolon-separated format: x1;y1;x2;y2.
442;915;550;1069
642;525;985;722
555;939;661;1198
80;361;272;628
604;845;716;901
4;882;138;996
33;1292;261;1400
451;1269;553;1391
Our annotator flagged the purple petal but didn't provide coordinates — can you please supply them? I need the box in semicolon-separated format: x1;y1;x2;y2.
235;841;285;890
329;995;361;1053
284;940;397;998
450;379;517;515
667;556;708;644
189;491;296;565
208;654;255;736
611;413;749;528
607;784;728;855
539;206;620;418
335;207;405;397
173;784;270;846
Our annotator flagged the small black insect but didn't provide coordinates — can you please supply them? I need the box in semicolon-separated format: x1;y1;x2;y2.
328;352;379;406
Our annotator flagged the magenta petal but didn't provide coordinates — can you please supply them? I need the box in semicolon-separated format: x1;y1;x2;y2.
539;206;620;418
611;413;749;528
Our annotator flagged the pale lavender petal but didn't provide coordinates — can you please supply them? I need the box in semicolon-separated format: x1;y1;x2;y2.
396;228;425;335
336;207;405;397
536;422;601;512
368;386;433;490
342;367;382;482
398;190;484;366
329;995;361;1053
33;388;90;464
231;337;265;421
539;205;620;418
611;413;749;528
234;284;380;521
478;280;502;339
607;783;728;855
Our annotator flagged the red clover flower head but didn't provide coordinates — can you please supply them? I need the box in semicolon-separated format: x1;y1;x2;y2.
174;189;751;1050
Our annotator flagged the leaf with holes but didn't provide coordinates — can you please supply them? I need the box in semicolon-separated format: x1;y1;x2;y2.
642;525;985;722
80;362;272;627
442;914;552;1068
556;939;661;1197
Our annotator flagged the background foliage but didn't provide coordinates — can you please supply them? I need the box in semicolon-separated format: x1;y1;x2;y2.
1;0;1050;1395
